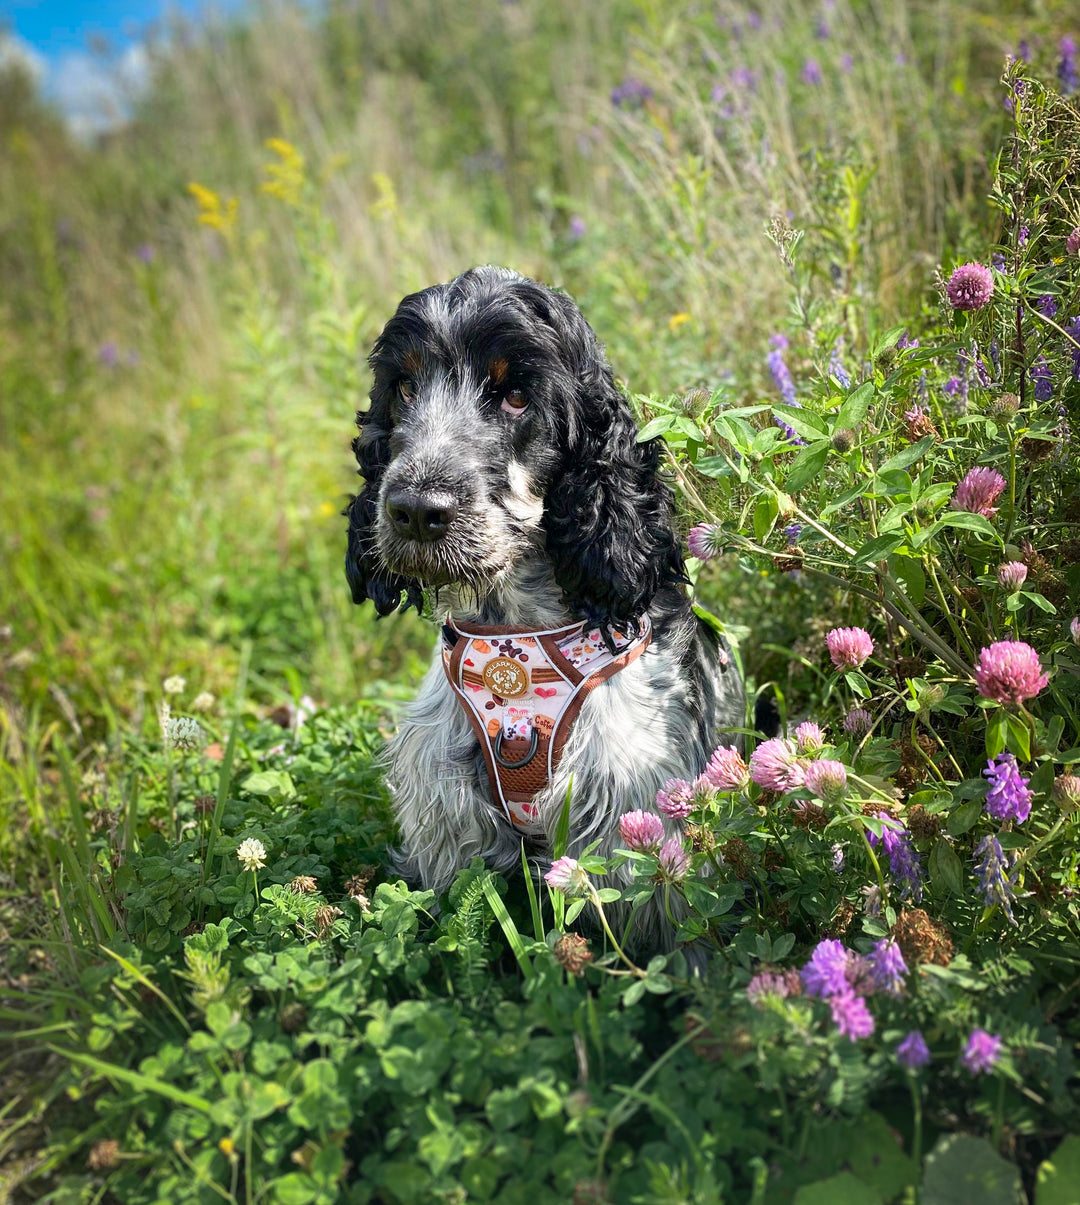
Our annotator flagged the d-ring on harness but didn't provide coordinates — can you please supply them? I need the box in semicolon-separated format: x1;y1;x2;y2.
441;614;652;831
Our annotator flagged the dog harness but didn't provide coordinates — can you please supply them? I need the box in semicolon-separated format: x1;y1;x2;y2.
441;615;652;830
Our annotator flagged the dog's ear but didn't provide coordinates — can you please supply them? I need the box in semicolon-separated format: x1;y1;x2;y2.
344;389;422;617
535;289;685;631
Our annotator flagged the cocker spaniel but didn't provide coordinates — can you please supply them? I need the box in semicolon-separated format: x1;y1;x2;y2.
345;265;745;944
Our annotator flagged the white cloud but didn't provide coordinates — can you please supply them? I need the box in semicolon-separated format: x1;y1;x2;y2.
47;42;153;140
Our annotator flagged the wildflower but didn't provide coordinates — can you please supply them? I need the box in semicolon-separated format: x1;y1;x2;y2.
545;856;591;898
98;342;120;367
794;721;826;754
656;778;694;819
1059;35;1078;94
1071;617;1080;646
657;837;690;881
749;737;805;791
903;405;937;441
784;522;802;545
828;341;851;388
766;336;803;443
832;428;856;453
1067;317;1080;380
831;843;844;871
1051;774;1080;812
860;884;882;918
843;708;873;738
946;263;994;310
803;759;848;803
162;675;186;694
136;243;155;264
867;815;924;901
974;640;1048;705
553;932;593;976
345;867;375;900
869;938;908;996
983;752;1033;823
830;991;874;1040
840;52;854;73
1036;294;1059;320
974;834;1018;922
897;331;919;350
896;1030;931;1070
191;691;215;711
826;626;874;670
988;393;1019;422
996;561;1027;592
1067;228;1080;256
961;1029;1003;1074
236;838;267;872
801;59;824;86
314;904;343;937
704;744;750;791
992;251;1007;270
289;875;318;894
618;809;666;852
1019;225;1029;246
164;716;204;752
567;215;587;241
1030;355;1054;402
746;968;800;1006
611;77;652;108
687;523;726;562
951;466;1006;518
801;939;851;998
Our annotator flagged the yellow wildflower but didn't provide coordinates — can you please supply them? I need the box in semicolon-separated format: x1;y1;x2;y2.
261;138;306;208
668;312;691;332
187;183;238;238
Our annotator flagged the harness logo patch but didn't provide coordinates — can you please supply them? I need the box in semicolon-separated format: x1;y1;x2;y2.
482;656;529;698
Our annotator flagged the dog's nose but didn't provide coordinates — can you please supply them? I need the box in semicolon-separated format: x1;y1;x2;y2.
384;488;458;543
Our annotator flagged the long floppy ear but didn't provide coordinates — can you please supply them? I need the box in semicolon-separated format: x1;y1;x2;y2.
537;289;685;631
344;390;422;617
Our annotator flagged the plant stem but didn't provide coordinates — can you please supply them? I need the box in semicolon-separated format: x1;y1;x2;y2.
908;1073;924;1204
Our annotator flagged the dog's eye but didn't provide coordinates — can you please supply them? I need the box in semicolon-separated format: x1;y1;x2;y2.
500;390;528;416
397;378;416;402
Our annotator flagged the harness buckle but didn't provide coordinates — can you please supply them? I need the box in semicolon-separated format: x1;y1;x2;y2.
493;727;540;769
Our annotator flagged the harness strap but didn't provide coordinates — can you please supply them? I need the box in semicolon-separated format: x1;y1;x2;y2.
441;615;652;830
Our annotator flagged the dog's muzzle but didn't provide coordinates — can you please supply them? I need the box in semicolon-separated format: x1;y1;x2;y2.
384;487;458;545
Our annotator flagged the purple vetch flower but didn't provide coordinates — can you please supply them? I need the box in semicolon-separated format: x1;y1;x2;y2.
749;737;805;792
974;640;1049;705
951;467;1006;518
746;968;801;1006
996;561;1028;591
656;778;694;820
687;523;726;562
801;938;851;998
567;215;587;240
831;843;845;871
545;856;591;897
1019;225;1029;246
961;1029;1003;1074
135;243;155;263
803;759;848;803
991;251;1006;271
843;708;873;737
826;627;874;670
98;341;120;367
868;938;908;997
897;331;919;350
794;721;826;754
828;341;851;388
1059;35;1078;94
705;744;750;791
815;16;830;39
766;336;803;444
946;263;994;310
657;837;690;881
618;810;665;852
1067;229;1080;256
801;58;824;85
896;1030;931;1070
1066;316;1080;381
1016;40;1031;61
829;991;875;1040
983;752;1033;824
840;52;854;73
1030;355;1053;401
974;834;1019;922
860;883;882;917
1036;294;1059;319
867;815;924;901
943;375;967;405
611;77;652;108
784;522;802;546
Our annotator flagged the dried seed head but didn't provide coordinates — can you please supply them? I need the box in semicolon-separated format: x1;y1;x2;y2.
314;905;343;937
86;1139;121;1170
289;875;318;894
906;804;940;841
553;932;594;976
831;427;856;453
279;1002;307;1032
892;907;953;966
988;392;1019;421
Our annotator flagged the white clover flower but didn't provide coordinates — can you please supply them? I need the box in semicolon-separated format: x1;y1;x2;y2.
236;838;267;872
163;675;187;695
164;716;204;751
191;691;216;712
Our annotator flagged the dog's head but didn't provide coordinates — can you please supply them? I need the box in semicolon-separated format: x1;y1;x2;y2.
345;266;684;630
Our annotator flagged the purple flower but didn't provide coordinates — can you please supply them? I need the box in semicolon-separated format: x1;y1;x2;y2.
826;627;874;670
840;53;854;73
749;737;804;792
1019;225;1029;246
996;561;1028;591
803;759;848;803
1070;616;1080;647
135;243;155;263
618;810;665;852
657;837;689;881
974;834;1019;922
1030;355;1054;401
545;856;590;897
1066;316;1080;381
868;938;908;997
867;815;924;901
794;721;826;754
784;522;802;546
705;744;750;791
946;263;994;310
897;331;919;350
961;1029;1003;1074
801;938;851;998
896;1030;931;1070
828;341;851;388
1036;294;1058;319
611;77;652;108
687;523;726;562
951;467;1006;518
992;251;1007;271
983;752;1033;823
1059;36;1078;94
98;341;120;367
567;215;587;241
656;778;694;820
801;58;824;86
1067;229;1080;256
766;337;803;443
1052;774;1080;811
843;708;872;737
816;16;830;39
746;968;801;1006
830;991;875;1040
974;640;1049;705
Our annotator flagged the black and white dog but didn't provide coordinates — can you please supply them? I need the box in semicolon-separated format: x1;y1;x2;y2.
345;266;744;937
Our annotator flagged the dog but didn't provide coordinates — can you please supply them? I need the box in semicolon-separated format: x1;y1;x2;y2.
345;265;744;947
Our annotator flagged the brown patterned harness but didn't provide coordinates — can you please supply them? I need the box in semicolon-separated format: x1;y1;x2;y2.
441;615;652;829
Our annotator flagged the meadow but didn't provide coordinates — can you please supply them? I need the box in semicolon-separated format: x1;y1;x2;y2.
1;1;1079;1201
